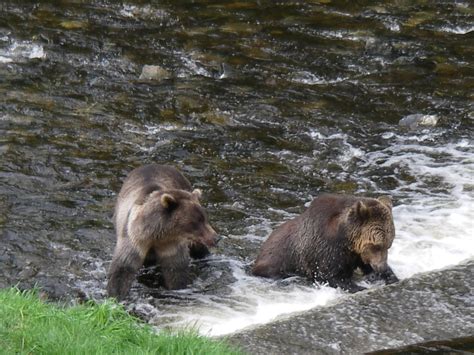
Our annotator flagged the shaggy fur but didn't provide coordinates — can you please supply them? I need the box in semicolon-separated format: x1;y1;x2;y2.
252;194;398;292
107;164;218;300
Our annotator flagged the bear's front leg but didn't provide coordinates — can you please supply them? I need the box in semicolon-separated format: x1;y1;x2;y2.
377;266;399;284
327;277;366;293
107;240;145;300
157;243;192;290
360;263;399;285
189;241;210;259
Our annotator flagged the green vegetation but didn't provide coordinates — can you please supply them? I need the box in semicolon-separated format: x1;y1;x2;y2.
0;287;241;355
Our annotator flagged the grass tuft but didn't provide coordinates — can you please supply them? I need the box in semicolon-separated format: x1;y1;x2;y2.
0;287;241;355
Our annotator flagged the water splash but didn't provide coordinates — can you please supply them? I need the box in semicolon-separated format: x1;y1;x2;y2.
0;40;45;63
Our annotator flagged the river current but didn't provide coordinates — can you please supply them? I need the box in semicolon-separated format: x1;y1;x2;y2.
0;0;473;349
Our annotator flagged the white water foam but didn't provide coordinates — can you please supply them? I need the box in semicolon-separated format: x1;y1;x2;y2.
383;19;401;32
0;40;45;63
290;71;347;85
177;52;213;78
118;4;171;22
318;29;374;42
150;258;343;336
438;25;474;35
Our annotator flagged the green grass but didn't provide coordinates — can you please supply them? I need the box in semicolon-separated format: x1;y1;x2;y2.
0;287;241;355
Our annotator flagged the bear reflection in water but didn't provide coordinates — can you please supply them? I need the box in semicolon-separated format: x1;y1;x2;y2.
252;194;399;292
107;164;219;300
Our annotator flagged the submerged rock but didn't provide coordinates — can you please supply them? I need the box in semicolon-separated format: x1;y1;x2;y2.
399;114;439;129
59;21;88;30
139;65;171;81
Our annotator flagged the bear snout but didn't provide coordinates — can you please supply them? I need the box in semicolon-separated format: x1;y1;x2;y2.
370;261;388;273
198;225;219;248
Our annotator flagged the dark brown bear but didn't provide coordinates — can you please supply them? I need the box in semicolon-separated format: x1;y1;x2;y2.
252;194;399;292
107;164;219;300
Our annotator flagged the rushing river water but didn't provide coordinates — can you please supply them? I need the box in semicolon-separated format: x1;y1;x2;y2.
1;0;473;349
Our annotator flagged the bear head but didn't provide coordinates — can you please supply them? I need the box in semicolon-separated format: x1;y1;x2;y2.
346;196;395;273
136;188;219;248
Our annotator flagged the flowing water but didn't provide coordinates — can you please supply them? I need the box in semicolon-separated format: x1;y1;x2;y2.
0;0;473;349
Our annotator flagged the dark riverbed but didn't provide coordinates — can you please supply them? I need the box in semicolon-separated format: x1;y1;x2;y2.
1;0;473;351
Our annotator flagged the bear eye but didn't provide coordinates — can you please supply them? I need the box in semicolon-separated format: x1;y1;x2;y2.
188;221;200;231
195;210;206;224
371;244;382;252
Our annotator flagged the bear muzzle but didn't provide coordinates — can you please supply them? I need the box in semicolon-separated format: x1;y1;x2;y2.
370;260;388;273
202;225;220;248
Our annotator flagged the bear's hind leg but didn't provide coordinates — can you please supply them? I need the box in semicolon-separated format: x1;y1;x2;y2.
107;240;145;300
252;260;283;279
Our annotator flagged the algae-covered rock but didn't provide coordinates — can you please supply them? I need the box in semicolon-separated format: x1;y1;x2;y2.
175;96;209;115
199;110;233;126
60;21;88;30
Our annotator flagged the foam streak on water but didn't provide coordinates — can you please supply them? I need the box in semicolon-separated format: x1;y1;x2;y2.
439;25;474;35
150;258;343;336
0;40;45;63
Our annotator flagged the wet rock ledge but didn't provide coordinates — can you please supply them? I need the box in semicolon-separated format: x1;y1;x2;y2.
226;260;474;355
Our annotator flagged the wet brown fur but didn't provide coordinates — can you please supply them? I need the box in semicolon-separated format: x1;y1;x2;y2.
107;164;218;300
252;194;398;292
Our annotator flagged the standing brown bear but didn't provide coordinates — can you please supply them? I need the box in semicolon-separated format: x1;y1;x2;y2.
252;194;399;292
107;164;219;300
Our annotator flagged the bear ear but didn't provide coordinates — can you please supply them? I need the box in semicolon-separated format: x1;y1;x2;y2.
353;201;371;221
192;188;202;200
378;195;392;209
160;193;177;210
